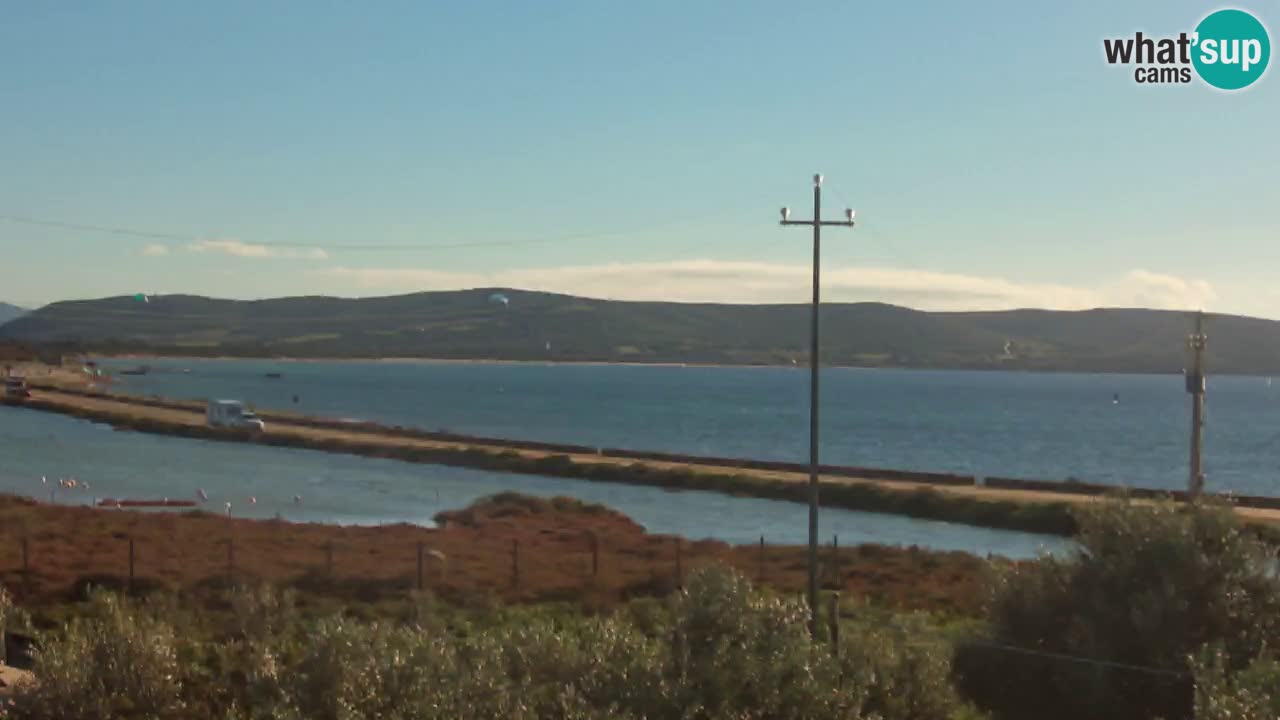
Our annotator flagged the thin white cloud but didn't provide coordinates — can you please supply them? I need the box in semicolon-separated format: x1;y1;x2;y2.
312;260;1215;312
1121;269;1214;310
141;244;170;257
188;238;328;260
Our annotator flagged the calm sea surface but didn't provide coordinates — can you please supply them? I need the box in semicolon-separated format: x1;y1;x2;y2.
0;405;1064;558
9;358;1273;559
96;359;1280;496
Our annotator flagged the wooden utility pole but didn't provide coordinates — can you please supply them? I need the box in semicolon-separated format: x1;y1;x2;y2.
1187;311;1207;499
780;174;857;638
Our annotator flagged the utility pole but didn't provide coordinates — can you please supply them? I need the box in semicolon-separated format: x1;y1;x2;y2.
780;174;856;638
1186;311;1207;499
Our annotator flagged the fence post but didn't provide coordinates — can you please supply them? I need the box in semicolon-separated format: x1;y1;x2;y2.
128;536;135;595
828;591;841;657
511;539;520;590
674;538;683;589
416;541;424;591
227;539;235;584
22;536;30;597
589;531;599;577
758;535;765;582
832;533;839;589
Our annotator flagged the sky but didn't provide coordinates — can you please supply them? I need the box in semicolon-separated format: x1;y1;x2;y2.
1;1;1276;317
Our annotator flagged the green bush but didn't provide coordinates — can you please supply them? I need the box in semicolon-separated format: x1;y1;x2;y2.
666;567;848;718
663;567;966;720
7;591;185;720
0;584;32;658
839;613;971;720
956;500;1280;720
0;583;9;639
4;568;973;720
1193;647;1280;720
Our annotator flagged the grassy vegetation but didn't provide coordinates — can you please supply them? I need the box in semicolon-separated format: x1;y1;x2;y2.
5;497;1280;719
0;493;998;626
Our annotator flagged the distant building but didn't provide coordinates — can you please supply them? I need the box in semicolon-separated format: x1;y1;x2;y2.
998;340;1018;362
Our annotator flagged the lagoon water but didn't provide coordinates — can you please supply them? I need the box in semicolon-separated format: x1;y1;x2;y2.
10;357;1278;558
0;405;1066;558
96;358;1280;496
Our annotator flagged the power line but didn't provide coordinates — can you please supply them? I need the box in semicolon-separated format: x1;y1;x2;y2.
836;613;1191;679
374;624;1191;712
0;215;181;241
961;638;1190;678
0;207;761;254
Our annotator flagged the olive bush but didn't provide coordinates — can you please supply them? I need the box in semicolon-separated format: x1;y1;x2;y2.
0;584;10;640
1193;647;1280;720
956;499;1280;720
6;567;970;720
6;591;185;720
839;613;968;720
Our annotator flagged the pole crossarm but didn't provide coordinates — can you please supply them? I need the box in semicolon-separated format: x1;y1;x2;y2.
780;220;856;227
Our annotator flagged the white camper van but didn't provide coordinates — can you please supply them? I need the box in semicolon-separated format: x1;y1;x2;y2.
206;400;266;432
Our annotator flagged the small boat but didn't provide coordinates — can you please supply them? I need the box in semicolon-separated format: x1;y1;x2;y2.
97;497;197;508
264;372;283;379
118;365;150;376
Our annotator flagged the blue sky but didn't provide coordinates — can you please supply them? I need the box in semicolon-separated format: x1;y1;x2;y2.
1;1;1276;316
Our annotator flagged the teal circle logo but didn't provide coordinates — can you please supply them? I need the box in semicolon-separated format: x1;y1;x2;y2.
1192;9;1270;90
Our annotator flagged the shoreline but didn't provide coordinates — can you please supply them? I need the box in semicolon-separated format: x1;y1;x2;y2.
99;353;726;369
8;383;1280;539
83;353;1227;377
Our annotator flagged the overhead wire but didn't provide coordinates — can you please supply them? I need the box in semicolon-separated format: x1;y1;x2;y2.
0;196;774;254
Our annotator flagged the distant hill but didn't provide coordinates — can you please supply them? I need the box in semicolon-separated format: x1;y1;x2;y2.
0;289;1273;374
0;301;26;326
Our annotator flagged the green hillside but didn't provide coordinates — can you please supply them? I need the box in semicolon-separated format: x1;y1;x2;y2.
0;289;1271;373
0;301;26;325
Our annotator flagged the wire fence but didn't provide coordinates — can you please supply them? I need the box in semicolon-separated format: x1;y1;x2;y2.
0;528;699;606
0;530;1196;685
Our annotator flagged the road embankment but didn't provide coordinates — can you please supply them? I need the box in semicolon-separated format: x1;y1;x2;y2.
7;384;1280;538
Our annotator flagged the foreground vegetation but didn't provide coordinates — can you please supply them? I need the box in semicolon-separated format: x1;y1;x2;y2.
959;499;1280;719
6;497;1280;719
2;569;977;720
